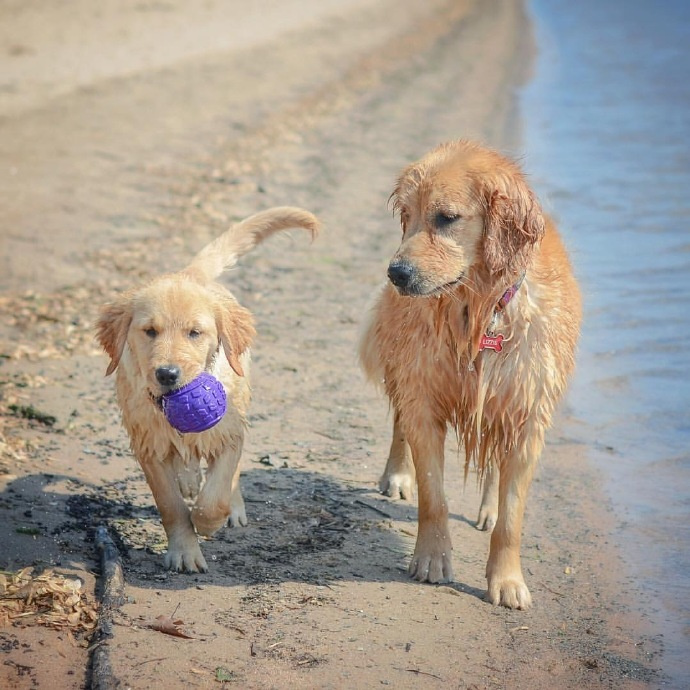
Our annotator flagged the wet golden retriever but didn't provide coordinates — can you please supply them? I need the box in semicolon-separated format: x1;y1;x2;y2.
96;207;319;572
359;140;581;608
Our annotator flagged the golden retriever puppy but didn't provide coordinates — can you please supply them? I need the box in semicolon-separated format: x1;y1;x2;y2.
96;207;319;572
359;140;581;609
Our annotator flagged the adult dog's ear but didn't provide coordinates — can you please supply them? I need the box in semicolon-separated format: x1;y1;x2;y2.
96;297;133;376
483;171;545;275
215;298;256;377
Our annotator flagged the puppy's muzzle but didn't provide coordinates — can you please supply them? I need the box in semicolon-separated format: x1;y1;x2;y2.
387;260;416;292
155;364;182;389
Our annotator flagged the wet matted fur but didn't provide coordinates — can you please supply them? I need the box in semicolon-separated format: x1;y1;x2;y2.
359;140;581;608
96;207;319;572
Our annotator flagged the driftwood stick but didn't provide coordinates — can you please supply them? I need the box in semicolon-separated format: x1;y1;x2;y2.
89;526;126;690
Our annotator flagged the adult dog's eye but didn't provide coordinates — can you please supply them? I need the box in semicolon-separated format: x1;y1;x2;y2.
188;329;201;339
435;212;461;229
144;328;157;339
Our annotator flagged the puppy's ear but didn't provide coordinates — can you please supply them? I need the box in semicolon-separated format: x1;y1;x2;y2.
483;171;545;275
215;299;256;377
95;298;133;376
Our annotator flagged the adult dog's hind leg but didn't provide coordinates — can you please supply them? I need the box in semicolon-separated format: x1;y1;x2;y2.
379;409;415;500
476;465;499;531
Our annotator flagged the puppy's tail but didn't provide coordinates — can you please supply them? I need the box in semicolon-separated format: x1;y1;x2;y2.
183;206;320;283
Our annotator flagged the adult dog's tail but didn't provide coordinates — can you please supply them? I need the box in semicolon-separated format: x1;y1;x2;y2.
183;207;320;283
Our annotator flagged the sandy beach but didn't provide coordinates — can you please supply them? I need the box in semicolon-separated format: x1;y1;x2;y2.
0;1;667;687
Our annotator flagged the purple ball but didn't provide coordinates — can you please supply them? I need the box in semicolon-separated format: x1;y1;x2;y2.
161;372;227;434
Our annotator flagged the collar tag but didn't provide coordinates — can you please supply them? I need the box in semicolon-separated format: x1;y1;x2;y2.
479;333;504;352
479;272;525;354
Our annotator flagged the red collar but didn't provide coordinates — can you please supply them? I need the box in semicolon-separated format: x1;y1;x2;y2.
496;272;525;311
479;272;526;353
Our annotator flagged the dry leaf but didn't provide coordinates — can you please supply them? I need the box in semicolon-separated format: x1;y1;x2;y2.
437;586;461;597
149;615;195;639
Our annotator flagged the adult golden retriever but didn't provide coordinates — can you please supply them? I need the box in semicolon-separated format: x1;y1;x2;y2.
96;207;319;572
359;140;581;609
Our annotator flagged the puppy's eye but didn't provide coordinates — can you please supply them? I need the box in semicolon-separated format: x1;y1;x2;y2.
188;329;201;339
144;327;157;339
435;212;461;229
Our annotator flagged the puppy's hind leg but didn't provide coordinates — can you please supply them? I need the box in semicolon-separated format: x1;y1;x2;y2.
379;409;415;500
228;459;247;528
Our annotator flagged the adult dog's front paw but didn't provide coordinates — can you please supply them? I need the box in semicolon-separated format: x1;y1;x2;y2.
164;535;208;573
408;528;454;583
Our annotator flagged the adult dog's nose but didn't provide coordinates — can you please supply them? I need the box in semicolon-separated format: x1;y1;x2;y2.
387;260;414;289
155;365;181;388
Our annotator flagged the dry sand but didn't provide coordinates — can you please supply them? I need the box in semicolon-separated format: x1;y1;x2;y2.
0;0;665;687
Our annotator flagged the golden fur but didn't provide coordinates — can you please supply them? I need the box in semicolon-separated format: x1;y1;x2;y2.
359;140;581;608
96;207;319;572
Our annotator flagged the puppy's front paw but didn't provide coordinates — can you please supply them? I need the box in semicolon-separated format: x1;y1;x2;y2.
165;536;208;573
379;471;415;500
190;504;229;537
486;572;532;610
408;528;453;583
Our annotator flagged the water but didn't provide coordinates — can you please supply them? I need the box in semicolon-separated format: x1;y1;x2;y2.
523;0;690;683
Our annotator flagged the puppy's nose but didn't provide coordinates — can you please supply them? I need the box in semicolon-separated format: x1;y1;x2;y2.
387;260;414;289
155;365;181;387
